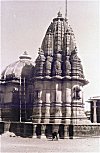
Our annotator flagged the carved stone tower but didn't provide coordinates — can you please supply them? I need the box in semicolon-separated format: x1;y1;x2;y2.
32;12;89;124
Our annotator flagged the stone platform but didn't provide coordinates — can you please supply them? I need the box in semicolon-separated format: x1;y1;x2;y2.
0;122;100;138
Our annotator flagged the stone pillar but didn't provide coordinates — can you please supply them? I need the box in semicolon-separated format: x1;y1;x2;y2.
44;92;50;123
64;125;68;139
37;90;42;123
33;124;37;138
4;122;11;132
64;106;71;124
41;124;46;139
62;88;71;124
54;83;62;124
93;100;97;123
71;100;78;124
50;89;55;123
32;90;42;123
50;83;62;124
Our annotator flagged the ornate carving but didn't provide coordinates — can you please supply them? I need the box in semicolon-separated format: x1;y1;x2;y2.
71;47;80;62
70;47;84;78
35;48;45;76
63;56;71;76
44;56;52;76
52;54;62;76
72;86;81;100
34;90;42;102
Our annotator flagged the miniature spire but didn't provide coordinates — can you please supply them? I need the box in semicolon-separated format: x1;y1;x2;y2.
38;48;44;55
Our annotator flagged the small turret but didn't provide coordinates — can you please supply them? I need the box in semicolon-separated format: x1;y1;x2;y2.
35;48;45;77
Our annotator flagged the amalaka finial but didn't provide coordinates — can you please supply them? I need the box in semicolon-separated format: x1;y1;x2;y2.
23;51;28;55
19;51;31;60
57;11;62;18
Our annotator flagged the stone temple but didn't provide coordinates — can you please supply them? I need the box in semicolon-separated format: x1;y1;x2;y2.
32;11;89;125
0;11;92;137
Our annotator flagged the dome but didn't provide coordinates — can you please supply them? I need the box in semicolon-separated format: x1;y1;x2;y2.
1;51;34;80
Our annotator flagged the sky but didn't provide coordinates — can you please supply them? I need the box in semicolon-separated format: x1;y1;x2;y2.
0;0;100;110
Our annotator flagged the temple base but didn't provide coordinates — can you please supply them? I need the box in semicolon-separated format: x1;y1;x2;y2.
1;122;100;138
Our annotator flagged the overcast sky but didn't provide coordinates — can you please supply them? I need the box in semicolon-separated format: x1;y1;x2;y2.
0;0;100;110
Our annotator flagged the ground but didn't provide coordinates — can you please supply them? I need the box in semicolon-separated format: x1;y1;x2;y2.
0;133;100;153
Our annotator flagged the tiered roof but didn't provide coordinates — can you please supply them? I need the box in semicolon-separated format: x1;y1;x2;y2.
34;12;87;85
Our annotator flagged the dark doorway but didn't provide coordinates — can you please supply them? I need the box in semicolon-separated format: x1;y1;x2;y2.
45;124;52;138
69;124;74;139
36;124;41;138
59;124;64;139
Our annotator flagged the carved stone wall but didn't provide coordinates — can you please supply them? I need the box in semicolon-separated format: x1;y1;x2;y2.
32;79;89;124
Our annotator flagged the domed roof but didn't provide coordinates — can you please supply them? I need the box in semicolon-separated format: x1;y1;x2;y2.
1;51;34;80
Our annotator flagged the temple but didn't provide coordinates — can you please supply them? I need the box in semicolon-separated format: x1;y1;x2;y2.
0;51;34;122
32;11;89;124
0;11;90;125
0;8;95;138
